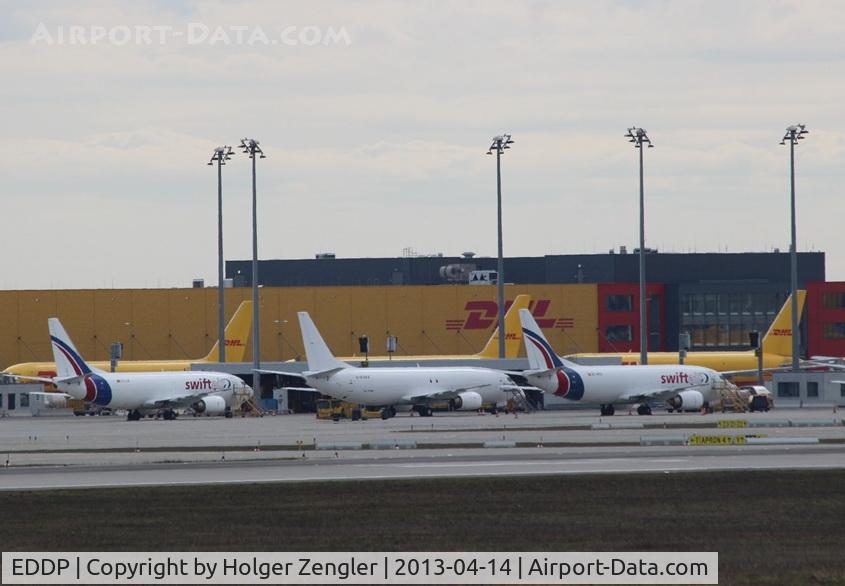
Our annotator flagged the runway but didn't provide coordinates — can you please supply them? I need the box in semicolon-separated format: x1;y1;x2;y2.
2;445;845;491
1;409;843;490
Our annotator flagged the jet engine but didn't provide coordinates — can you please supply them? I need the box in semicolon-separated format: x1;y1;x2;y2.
452;391;483;411
192;395;227;415
667;390;705;411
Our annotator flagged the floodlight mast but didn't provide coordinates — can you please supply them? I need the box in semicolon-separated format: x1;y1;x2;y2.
487;133;514;359
208;146;233;363
625;127;653;365
241;138;266;402
780;124;808;370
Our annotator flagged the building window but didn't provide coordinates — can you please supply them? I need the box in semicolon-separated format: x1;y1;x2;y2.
823;292;845;309
607;295;633;312
840;384;845;398
20;393;29;408
606;325;633;342
807;382;819;398
0;393;3;408
823;323;845;339
777;382;799;398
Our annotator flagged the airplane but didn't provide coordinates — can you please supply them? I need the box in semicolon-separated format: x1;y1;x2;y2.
313;294;532;363
566;291;806;380
261;311;526;418
3;300;253;379
518;309;727;415
8;318;251;421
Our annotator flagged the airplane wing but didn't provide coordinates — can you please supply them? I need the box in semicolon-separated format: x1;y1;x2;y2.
618;385;699;403
803;358;845;370
255;367;346;379
255;368;305;379
141;392;217;410
403;383;493;403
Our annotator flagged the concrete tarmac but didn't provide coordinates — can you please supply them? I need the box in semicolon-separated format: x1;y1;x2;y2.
0;408;842;490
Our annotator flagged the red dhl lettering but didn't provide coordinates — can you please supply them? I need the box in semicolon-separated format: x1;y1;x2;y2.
447;299;571;330
660;372;690;384
504;333;520;340
225;339;245;347
771;329;791;336
184;378;214;390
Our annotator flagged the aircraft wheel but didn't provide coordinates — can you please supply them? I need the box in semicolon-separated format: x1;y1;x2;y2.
637;404;652;416
423;406;433;417
606;404;615;416
380;409;390;420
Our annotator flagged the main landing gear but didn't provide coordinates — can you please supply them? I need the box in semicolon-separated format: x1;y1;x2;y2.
380;406;398;420
600;404;615;416
127;409;142;421
637;403;653;416
412;405;434;417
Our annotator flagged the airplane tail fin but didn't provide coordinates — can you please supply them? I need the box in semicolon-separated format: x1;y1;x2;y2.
762;290;806;357
297;312;350;373
519;309;578;371
48;318;99;378
475;294;531;358
201;300;253;362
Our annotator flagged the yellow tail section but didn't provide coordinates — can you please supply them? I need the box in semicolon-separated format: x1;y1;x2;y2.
476;294;531;358
761;290;806;357
201;301;253;362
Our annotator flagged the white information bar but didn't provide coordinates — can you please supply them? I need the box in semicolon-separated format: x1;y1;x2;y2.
2;552;718;584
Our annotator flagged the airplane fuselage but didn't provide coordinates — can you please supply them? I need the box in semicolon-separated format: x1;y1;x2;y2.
303;366;513;407
56;371;247;410
525;364;718;404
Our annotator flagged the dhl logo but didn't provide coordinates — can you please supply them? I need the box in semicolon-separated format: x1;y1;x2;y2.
770;329;791;336
225;339;245;347
445;299;575;331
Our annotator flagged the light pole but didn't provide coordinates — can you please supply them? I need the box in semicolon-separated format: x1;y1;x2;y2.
241;138;266;402
625;127;653;365
208;146;233;363
486;133;514;359
780;124;808;370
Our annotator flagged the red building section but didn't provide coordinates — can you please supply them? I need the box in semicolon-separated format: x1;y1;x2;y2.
597;283;666;353
806;281;845;358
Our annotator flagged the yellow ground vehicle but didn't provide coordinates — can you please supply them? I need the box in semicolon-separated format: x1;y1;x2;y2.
316;399;381;421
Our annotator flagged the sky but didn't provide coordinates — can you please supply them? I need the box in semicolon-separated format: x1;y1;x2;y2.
1;0;843;289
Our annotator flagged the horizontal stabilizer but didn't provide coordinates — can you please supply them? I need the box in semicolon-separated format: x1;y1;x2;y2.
3;374;59;385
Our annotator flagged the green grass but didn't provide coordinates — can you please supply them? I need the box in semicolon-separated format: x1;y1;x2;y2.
2;470;844;585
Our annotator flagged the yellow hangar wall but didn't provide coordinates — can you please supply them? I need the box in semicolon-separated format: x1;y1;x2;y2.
0;284;598;367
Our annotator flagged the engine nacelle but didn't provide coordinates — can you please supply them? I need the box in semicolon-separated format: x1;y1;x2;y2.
452;391;483;411
667;390;705;411
192;395;227;415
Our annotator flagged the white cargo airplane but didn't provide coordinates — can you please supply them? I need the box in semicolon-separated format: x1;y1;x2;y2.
518;309;726;415
10;318;251;421
262;311;525;418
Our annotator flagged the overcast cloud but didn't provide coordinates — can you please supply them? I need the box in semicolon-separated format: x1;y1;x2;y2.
1;0;843;289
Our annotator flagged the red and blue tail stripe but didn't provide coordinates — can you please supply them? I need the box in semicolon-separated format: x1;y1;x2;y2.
51;336;111;405
50;336;92;376
522;327;585;400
